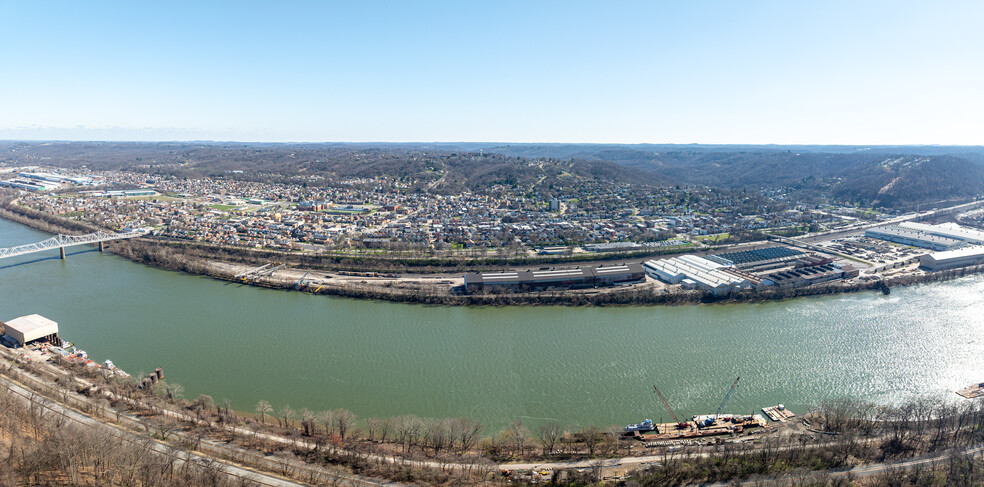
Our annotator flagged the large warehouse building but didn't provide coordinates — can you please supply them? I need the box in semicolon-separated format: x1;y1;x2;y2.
643;255;763;296
899;222;984;245
1;314;61;348
919;246;984;271
464;263;645;293
864;225;965;251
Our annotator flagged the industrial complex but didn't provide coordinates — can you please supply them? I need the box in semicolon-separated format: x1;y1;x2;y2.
0;171;96;192
643;247;858;295
461;219;984;296
864;221;984;272
464;245;865;296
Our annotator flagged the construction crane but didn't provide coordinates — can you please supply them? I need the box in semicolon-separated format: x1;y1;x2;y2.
294;271;311;290
703;376;740;427
654;385;689;430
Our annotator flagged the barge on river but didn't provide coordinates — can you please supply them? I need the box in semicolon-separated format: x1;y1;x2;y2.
956;382;984;399
626;414;767;441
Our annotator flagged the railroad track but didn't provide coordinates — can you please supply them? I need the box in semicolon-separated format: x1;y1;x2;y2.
0;361;402;487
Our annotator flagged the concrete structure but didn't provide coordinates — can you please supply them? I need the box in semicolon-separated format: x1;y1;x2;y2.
1;314;60;347
865;225;965;251
919;246;984;271
898;222;984;245
464;263;645;293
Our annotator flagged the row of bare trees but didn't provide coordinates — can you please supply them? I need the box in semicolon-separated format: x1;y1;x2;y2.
628;398;984;486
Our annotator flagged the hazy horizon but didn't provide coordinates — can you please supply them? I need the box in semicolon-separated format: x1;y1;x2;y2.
4;139;984;150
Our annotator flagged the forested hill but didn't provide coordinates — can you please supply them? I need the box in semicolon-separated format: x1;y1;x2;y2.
478;143;984;161
830;155;984;207
479;144;984;207
3;141;983;206
0;141;658;193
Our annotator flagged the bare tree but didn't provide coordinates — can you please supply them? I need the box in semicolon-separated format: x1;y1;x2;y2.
318;409;335;437
165;382;184;401
278;404;295;430
151;416;179;441
333;408;357;440
536;422;564;456
394;414;424;452
273;450;296;477
254;399;272;425
453;417;483;453
299;408;317;436
424;418;452;454
508;420;531;457
580;425;604;456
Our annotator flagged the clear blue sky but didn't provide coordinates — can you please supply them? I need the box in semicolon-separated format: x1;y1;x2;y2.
1;1;982;144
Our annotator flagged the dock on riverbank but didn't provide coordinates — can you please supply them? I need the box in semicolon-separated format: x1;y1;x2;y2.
956;382;984;399
762;404;796;422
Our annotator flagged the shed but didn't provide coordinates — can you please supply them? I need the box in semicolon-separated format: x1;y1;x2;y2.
2;314;60;347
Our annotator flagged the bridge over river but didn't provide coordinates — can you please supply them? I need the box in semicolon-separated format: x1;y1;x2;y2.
0;231;142;261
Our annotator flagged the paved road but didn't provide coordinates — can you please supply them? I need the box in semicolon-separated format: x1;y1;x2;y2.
707;444;984;486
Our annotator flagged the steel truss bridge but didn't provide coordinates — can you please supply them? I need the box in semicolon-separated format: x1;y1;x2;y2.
0;231;143;261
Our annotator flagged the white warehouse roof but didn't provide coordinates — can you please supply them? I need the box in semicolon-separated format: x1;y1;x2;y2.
644;255;752;294
921;245;984;265
899;222;984;244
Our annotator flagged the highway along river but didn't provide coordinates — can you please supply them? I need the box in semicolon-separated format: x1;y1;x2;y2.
1;217;982;431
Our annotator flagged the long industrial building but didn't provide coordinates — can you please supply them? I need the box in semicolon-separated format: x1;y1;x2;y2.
864;225;965;251
464;263;645;293
898;222;984;245
919;246;984;271
19;172;92;185
0;178;62;191
762;263;859;288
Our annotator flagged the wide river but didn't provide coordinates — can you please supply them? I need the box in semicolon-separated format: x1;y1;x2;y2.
1;217;982;431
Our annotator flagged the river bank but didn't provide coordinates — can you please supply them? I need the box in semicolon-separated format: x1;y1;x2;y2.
4;199;984;307
4;328;984;487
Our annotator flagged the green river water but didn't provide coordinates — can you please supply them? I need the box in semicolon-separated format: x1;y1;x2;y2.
1;217;982;431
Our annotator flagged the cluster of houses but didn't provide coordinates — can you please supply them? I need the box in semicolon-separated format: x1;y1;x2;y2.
10;166;862;253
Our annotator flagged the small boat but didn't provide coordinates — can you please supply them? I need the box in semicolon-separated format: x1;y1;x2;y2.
625;419;656;432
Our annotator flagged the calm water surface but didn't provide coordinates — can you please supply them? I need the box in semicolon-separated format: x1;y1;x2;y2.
1;217;982;431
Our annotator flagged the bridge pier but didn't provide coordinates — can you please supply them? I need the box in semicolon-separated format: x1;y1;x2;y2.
60;247;66;260
99;241;105;253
